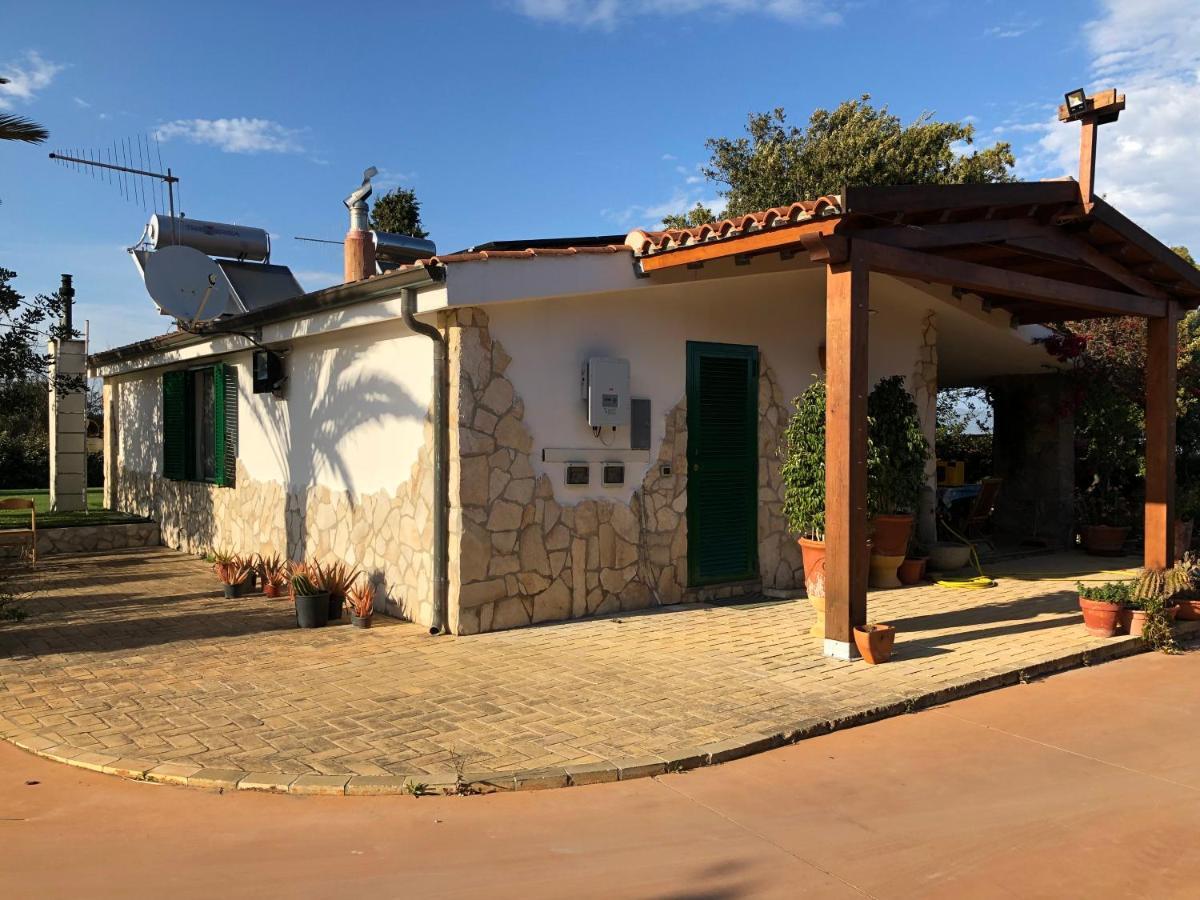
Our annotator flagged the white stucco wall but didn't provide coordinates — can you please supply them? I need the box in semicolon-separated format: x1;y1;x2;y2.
114;319;434;498
485;266;933;503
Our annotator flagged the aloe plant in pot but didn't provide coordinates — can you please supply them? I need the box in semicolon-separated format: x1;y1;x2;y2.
866;376;931;589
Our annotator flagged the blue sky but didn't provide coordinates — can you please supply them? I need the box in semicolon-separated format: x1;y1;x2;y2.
2;0;1197;352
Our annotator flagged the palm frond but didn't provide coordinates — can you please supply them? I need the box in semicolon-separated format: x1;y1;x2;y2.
0;114;49;144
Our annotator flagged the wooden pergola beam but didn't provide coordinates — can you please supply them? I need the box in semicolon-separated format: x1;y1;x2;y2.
823;245;869;659
859;240;1166;319
1145;303;1179;569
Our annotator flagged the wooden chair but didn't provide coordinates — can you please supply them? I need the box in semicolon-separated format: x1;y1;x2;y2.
0;498;37;565
965;477;1002;550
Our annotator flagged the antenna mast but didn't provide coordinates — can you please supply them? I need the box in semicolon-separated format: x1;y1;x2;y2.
48;146;181;240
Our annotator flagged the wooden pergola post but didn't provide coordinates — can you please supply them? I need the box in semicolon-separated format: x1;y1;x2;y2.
1145;304;1179;569
824;245;869;659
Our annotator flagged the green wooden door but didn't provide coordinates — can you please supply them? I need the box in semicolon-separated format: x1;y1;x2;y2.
686;341;759;586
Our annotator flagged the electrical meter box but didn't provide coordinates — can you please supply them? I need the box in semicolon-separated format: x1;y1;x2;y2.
582;357;630;428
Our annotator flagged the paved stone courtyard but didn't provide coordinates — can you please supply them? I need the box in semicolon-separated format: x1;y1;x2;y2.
0;547;1169;793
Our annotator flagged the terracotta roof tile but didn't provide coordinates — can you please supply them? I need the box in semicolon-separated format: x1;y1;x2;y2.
624;196;844;256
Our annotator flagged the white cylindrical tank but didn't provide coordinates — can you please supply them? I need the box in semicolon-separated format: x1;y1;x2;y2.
148;215;270;261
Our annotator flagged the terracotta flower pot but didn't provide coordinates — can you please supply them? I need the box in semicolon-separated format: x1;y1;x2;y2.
1174;598;1200;621
1119;604;1179;638
897;557;927;585
853;623;896;664
798;537;826;599
868;552;905;589
1079;596;1122;637
1083;525;1130;556
871;514;914;557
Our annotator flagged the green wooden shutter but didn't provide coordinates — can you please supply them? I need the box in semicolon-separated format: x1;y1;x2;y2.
213;363;238;487
162;370;188;481
686;342;759;586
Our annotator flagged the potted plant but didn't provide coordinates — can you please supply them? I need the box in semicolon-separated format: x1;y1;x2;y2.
258;554;288;599
1076;579;1131;637
782;381;830;637
214;552;252;599
1125;567;1182;648
853;623;896;664
897;544;928;586
866;376;931;588
347;579;375;629
1077;487;1133;555
319;560;361;621
1174;553;1200;620
291;571;330;629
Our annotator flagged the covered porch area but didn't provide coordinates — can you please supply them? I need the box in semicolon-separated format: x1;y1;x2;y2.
631;181;1200;659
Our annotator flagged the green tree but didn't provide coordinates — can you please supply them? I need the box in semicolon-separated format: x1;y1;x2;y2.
664;95;1014;225
1064;246;1200;515
369;187;428;239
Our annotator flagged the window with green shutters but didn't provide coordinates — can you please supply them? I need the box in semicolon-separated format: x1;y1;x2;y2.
161;363;238;486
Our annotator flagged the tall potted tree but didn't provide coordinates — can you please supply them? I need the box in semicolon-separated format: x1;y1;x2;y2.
782;381;829;637
867;376;931;588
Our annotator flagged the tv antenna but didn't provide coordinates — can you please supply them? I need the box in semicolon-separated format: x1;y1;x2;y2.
48;134;181;230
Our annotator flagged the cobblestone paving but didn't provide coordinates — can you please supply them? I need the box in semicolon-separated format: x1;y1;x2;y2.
0;548;1146;783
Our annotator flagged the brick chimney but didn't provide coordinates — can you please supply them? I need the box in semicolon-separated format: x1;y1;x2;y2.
343;167;378;282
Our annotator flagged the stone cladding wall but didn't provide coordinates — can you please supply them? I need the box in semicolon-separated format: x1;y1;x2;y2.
444;306;804;635
115;438;437;626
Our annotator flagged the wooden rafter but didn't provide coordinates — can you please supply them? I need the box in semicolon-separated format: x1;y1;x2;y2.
858;240;1167;319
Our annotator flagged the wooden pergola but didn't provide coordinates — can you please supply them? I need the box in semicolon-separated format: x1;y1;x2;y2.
633;177;1200;658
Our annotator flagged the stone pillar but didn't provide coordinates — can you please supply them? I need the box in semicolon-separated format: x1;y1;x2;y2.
102;379;118;510
49;338;88;512
990;373;1076;548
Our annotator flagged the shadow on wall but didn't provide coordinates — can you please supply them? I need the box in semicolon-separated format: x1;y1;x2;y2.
244;322;430;561
117;314;432;582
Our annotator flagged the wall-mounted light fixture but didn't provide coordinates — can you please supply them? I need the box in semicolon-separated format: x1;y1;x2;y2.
1063;88;1088;117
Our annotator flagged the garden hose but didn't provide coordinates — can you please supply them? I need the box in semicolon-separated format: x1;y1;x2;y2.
934;519;997;589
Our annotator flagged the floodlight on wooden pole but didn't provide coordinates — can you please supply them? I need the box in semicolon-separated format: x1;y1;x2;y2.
1058;88;1125;214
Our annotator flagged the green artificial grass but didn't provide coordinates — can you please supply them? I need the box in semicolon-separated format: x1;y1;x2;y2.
0;488;148;530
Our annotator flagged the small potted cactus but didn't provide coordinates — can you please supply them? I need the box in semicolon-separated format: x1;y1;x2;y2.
291;571;330;629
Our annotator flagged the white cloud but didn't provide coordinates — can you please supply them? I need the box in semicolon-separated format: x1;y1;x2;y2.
0;51;64;110
294;270;343;292
1018;0;1200;246
72;96;91;108
154;117;304;154
661;153;678;161
512;0;842;30
603;186;723;228
985;20;1040;39
373;167;418;191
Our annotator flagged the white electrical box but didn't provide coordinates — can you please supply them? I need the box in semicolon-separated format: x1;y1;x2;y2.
582;357;630;428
